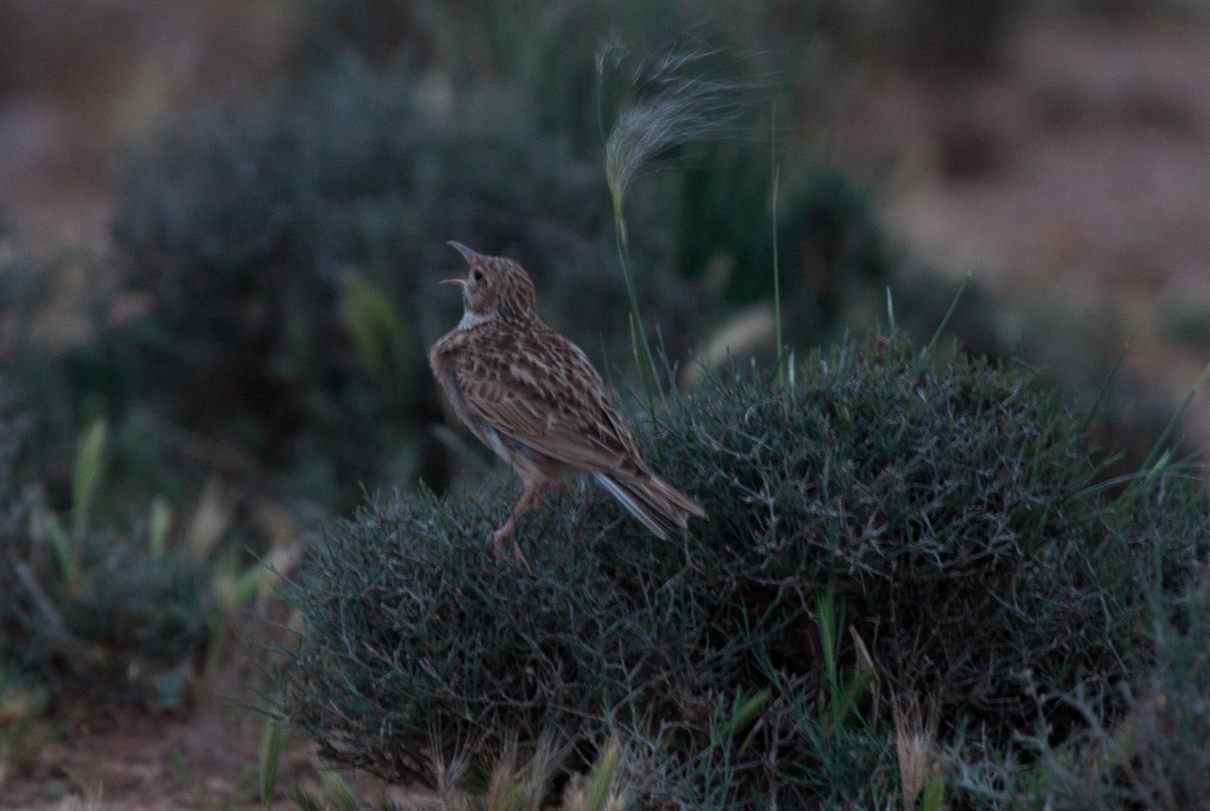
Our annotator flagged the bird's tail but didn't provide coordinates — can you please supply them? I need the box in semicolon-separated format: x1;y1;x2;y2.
593;471;707;540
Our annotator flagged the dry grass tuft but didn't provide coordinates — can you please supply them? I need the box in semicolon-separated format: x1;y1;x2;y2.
893;693;940;811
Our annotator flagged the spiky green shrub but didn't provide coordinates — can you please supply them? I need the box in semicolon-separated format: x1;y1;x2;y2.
273;333;1167;805
953;484;1210;809
1094;573;1210;810
891;268;1187;477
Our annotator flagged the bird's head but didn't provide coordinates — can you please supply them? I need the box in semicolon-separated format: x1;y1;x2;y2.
440;241;537;324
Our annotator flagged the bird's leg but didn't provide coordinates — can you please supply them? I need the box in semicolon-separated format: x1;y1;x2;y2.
491;480;546;567
543;480;571;495
491;478;571;567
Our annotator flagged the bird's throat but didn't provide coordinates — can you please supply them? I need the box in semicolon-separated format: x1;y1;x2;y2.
457;308;495;331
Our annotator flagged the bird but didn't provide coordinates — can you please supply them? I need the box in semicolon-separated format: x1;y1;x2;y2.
428;241;706;563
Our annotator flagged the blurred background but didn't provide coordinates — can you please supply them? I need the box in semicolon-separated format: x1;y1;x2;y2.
1;0;1208;807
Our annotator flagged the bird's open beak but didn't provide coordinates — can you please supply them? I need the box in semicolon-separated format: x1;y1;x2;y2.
437;277;466;288
446;240;482;265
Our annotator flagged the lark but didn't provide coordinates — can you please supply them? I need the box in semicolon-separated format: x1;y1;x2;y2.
429;241;706;562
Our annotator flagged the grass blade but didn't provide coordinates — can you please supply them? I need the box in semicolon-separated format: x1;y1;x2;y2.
1135;360;1210;483
148;497;173;559
722;689;771;742
71;418;108;537
921;273;972;361
259;719;287;810
1079;345;1128;436
770;104;784;386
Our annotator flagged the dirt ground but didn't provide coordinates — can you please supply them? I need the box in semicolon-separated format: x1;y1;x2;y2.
2;10;1209;811
1;664;414;810
4;704;291;810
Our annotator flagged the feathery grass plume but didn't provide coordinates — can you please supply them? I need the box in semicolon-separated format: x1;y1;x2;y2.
482;732;567;811
892;693;940;811
429;728;473;804
596;35;770;403
600;38;766;207
573;737;629;811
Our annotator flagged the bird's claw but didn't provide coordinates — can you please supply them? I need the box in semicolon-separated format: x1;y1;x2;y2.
491;527;531;572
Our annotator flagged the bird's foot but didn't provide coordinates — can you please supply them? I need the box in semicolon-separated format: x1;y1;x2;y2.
543;480;571;496
491;525;531;571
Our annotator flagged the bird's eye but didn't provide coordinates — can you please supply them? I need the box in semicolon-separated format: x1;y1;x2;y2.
472;270;484;282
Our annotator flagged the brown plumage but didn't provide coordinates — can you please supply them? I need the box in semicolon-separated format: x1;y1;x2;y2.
428;241;706;562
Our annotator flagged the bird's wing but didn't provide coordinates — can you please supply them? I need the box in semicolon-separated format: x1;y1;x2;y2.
454;327;640;473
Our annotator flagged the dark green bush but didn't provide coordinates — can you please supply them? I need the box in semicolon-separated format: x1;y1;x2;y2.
0;385;212;707
954;487;1210;809
1102;571;1210;809
677;157;893;334
0;530;211;703
0;227;204;529
274;334;1155;805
